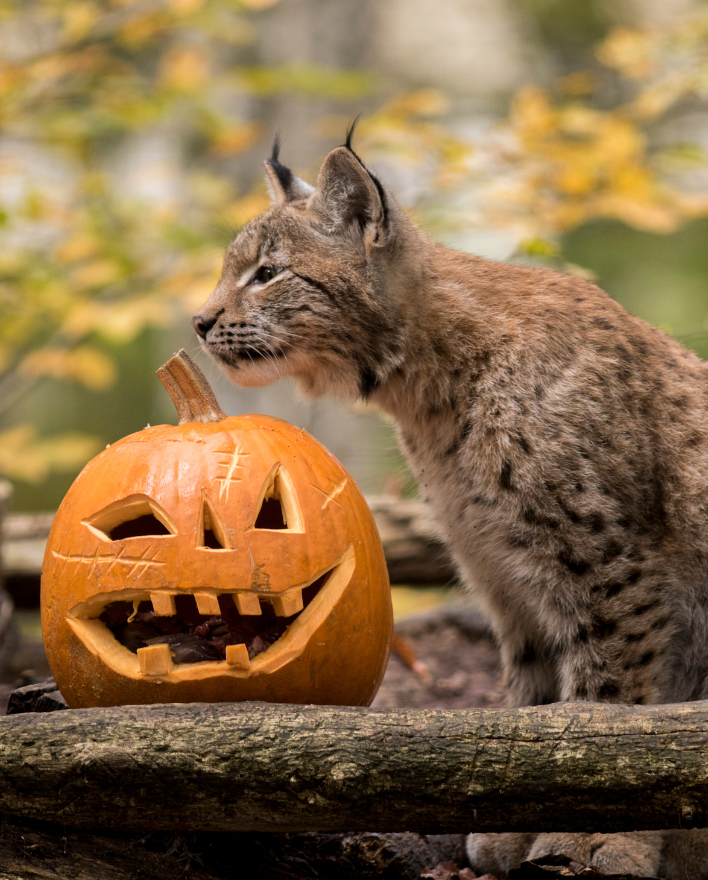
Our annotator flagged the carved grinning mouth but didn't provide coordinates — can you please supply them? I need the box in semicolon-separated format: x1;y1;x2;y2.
66;546;355;681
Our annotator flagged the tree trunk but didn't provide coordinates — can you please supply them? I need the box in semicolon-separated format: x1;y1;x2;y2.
1;701;707;834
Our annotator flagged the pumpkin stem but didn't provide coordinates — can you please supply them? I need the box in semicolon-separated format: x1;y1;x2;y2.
157;349;226;425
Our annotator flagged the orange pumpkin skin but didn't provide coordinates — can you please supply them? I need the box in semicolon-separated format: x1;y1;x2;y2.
41;414;392;709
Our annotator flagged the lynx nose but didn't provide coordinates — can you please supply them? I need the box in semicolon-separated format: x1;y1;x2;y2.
192;312;218;339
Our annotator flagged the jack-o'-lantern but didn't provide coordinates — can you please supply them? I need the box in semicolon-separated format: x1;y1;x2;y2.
41;350;392;708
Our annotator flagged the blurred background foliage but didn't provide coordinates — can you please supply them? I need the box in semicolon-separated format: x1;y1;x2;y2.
1;0;707;511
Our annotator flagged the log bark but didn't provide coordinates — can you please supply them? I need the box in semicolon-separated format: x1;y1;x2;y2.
1;701;707;834
367;496;456;584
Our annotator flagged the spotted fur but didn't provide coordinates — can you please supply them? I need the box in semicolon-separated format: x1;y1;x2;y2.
194;140;708;878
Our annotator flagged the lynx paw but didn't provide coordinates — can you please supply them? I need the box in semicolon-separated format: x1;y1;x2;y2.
467;831;662;877
466;833;537;876
661;828;708;880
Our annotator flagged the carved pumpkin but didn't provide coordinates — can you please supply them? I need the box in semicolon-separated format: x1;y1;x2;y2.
41;351;392;709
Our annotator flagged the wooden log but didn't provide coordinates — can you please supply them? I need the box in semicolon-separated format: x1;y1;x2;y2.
1;497;455;589
367;495;456;584
1;701;708;834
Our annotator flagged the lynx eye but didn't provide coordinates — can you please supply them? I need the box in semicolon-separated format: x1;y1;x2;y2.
253;265;279;285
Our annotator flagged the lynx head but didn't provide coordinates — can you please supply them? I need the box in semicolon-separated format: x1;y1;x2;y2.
193;130;423;400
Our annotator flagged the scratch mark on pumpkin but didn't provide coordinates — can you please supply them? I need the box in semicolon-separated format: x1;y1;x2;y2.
213;434;250;503
313;478;347;513
251;563;271;592
52;546;165;576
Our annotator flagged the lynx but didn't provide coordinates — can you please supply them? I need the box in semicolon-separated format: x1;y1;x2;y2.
193;132;708;878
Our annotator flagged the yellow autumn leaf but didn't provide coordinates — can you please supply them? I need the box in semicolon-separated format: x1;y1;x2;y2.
0;425;99;483
547;201;588;232
210;121;263;156
238;0;281;9
599;117;644;162
61;301;155;343
20;346;117;390
630;76;694;121
596;27;655;80
555;165;596;196
168;0;207;14
70;259;123;289
559;104;600;137
513;87;558;135
383;90;450;118
117;12;167;47
0;65;22;97
223;189;271;227
61;2;100;42
592;193;678;234
611;165;654;197
54;234;102;263
159;47;208;92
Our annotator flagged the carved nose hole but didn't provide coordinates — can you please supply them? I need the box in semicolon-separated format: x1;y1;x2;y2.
253;464;304;532
254;497;286;530
198;497;229;549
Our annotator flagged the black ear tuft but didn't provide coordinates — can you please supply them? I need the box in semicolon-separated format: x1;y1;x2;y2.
270;132;282;164
344;117;360;152
338;119;389;232
267;134;293;192
264;137;315;204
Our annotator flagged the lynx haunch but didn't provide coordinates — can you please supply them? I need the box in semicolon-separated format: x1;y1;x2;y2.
193;132;708;879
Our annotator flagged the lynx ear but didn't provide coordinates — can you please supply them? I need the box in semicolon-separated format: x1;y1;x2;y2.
312;145;387;239
264;136;315;205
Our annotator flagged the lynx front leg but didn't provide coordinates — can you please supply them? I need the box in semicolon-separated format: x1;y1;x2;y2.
500;632;558;708
467;627;556;874
531;609;669;876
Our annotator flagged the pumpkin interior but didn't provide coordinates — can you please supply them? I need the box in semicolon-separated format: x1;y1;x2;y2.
98;572;330;665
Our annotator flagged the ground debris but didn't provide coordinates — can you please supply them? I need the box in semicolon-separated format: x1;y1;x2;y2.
509;854;659;879
422;859;486;878
6;677;67;714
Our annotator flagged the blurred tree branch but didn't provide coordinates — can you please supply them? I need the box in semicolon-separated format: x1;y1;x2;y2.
0;0;368;484
359;12;708;254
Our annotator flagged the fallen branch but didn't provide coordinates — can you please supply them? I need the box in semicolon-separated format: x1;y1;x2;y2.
1;701;707;834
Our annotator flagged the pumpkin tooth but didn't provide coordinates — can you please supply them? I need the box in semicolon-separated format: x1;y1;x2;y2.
233;592;261;616
194;592;221;615
270;589;304;617
137;643;174;676
225;643;250;669
150;592;176;616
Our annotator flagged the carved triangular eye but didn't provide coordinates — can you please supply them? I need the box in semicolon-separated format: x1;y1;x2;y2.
198;497;229;550
253;464;304;532
84;495;176;541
